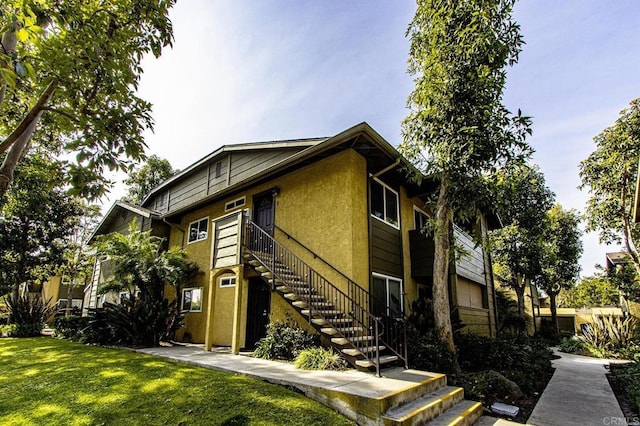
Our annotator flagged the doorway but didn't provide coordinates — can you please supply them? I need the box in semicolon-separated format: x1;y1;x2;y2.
253;192;275;235
245;277;271;350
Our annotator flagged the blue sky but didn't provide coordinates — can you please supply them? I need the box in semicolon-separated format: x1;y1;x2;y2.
107;1;640;276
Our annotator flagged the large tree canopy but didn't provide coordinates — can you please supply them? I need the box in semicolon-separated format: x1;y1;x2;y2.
123;155;176;204
0;150;85;296
0;0;176;200
400;0;531;352
490;163;555;317
580;98;640;274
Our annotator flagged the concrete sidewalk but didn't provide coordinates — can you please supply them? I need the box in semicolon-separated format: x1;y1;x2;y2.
526;350;625;426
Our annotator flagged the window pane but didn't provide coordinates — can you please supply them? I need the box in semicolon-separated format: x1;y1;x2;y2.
191;289;202;311
183;290;192;310
188;223;199;242
388;279;402;316
198;219;208;239
385;188;398;226
371;277;387;317
371;181;384;219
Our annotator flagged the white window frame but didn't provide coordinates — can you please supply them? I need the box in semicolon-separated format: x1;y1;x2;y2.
219;276;237;288
370;178;400;229
224;196;246;212
187;217;209;244
372;272;404;315
413;206;429;231
182;287;203;312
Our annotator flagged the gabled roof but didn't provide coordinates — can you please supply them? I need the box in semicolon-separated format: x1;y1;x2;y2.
140;137;327;205
89;200;159;243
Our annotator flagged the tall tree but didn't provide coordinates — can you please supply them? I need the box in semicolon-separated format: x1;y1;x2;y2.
535;205;583;335
0;1;176;200
123;155;176;204
55;202;100;316
0;151;85;298
580;98;640;275
490;164;554;318
400;0;531;352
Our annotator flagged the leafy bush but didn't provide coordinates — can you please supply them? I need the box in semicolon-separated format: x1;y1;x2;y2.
81;296;184;347
53;315;90;340
610;361;640;412
254;320;318;361
456;334;554;394
294;347;347;371
406;326;457;374
580;314;639;358
453;370;523;405
5;294;55;337
559;336;590;355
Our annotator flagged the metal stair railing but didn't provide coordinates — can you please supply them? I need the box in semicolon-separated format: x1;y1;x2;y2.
242;214;407;369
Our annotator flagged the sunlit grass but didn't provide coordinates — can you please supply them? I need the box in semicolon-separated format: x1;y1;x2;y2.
0;338;353;425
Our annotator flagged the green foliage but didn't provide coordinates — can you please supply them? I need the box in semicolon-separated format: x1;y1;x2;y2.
294;347;347;371
0;324;16;337
579;314;639;358
455;334;554;394
253;320;318;361
53;315;89;341
610;361;640;414
406;326;458;374
5;294;55;337
580;99;640;265
96;222;200;301
608;259;640;303
559;336;590;356
0;152;85;296
559;273;620;308
0;0;177;199
122;155;177;204
495;288;528;335
0;338;353;425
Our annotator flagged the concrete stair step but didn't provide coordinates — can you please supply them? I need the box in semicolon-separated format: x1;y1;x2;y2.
427;399;484;426
312;318;353;326
355;354;398;368
301;309;343;317
331;335;373;345
342;345;386;356
382;386;465;425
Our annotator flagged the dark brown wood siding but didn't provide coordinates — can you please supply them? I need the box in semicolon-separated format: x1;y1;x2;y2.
370;218;402;277
409;230;435;278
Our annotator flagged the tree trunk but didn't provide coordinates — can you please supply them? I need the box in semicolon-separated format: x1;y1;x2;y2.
433;177;456;355
513;276;525;318
0;23;19;109
66;278;74;317
549;291;559;337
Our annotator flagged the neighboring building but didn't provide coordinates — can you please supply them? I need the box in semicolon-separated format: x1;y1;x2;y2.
86;122;499;369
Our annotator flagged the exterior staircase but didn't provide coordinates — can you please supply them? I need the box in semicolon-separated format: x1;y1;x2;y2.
242;217;406;373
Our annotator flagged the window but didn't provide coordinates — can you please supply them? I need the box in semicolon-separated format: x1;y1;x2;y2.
370;179;399;228
414;207;428;231
224;197;246;212
188;217;208;243
371;273;403;316
215;161;223;178
220;276;236;288
182;288;203;312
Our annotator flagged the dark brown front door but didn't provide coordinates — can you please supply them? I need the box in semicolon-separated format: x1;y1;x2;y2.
245;277;271;350
253;192;274;235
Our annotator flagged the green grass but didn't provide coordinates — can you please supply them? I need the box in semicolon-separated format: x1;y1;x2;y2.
0;338;353;426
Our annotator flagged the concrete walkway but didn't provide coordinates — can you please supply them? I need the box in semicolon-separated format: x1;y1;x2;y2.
527;350;625;426
138;345;627;425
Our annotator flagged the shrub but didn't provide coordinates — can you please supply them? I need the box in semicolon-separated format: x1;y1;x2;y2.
53;315;90;340
559;336;590;355
294;347;347;371
254;319;318;361
81;296;184;347
406;326;457;374
0;324;17;337
5;294;55;337
610;361;640;412
580;314;639;358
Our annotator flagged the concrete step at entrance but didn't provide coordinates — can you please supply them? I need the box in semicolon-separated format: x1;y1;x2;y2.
427;400;483;426
381;386;464;425
342;345;386;356
355;354;398;368
331;335;374;345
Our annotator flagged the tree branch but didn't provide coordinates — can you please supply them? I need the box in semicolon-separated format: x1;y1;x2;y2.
0;80;58;155
41;106;80;123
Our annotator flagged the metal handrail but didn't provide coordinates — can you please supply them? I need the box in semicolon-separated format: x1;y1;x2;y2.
243;214;406;368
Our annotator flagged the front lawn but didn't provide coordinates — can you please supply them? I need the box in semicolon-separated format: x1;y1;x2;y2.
0;338;353;425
